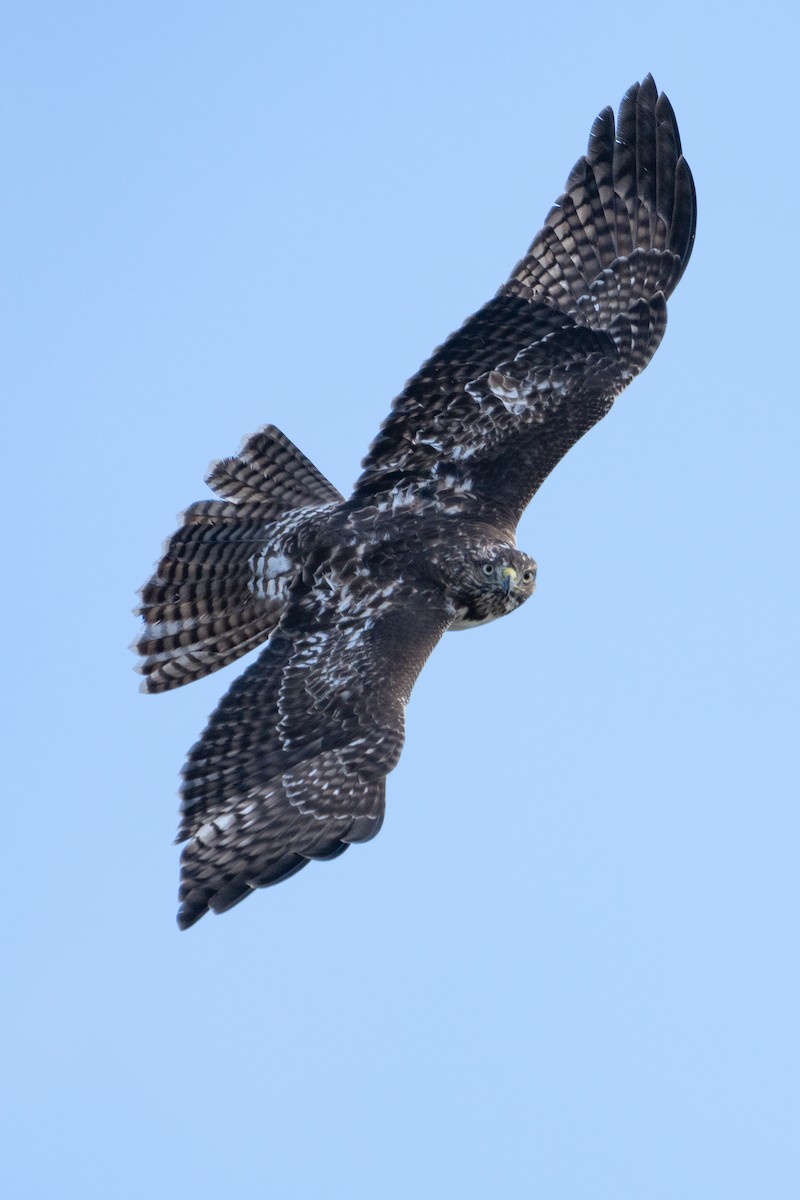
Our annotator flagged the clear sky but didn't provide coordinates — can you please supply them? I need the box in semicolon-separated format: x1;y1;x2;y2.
4;3;799;1197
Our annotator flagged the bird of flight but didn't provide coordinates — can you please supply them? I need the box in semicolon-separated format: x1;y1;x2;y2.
138;76;696;929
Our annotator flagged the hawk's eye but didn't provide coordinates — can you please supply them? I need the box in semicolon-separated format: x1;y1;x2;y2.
522;569;534;584
481;562;494;577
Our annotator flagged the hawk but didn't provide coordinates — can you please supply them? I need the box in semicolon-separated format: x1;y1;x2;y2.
138;76;696;929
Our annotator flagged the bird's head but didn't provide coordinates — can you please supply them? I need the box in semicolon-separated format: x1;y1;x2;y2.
449;545;537;629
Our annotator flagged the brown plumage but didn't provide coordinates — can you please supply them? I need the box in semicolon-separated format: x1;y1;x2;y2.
137;76;696;929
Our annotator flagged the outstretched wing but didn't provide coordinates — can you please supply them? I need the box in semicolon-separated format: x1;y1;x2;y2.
176;558;453;929
352;76;696;532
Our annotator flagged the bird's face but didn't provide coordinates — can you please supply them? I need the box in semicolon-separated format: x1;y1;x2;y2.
449;547;537;629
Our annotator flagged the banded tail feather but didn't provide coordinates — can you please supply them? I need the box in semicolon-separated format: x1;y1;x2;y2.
137;428;342;693
206;425;343;510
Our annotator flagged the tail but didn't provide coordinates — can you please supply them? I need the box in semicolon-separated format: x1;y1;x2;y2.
136;426;343;693
505;74;696;376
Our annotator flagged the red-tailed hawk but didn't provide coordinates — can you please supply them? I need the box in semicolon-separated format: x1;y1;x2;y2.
137;76;696;928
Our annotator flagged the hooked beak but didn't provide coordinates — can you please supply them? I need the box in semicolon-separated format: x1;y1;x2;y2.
501;566;517;595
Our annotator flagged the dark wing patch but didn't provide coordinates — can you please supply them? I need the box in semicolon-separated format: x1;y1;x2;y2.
353;75;695;530
176;567;453;929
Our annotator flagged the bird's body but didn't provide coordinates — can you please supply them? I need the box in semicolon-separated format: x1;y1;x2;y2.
138;76;696;928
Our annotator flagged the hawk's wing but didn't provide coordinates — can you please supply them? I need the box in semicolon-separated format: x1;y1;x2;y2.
352;76;696;532
176;561;453;929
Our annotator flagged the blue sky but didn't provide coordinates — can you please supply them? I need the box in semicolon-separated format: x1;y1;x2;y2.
4;3;799;1197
